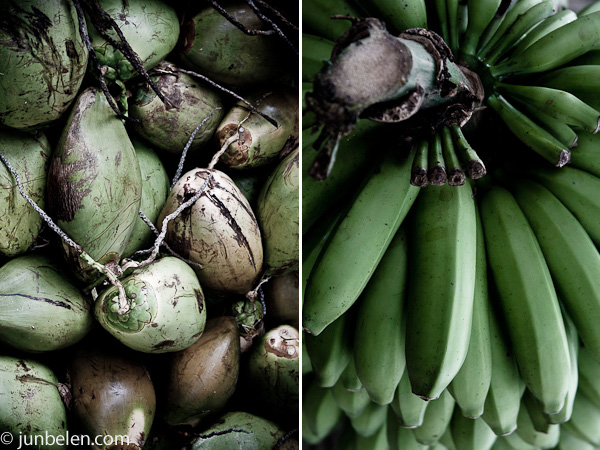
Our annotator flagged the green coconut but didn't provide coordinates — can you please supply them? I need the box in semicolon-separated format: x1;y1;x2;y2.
256;148;299;275
190;411;286;449
0;254;93;352
122;140;170;257
94;257;207;353
247;325;299;417
0;356;67;449
158;168;263;295
164;316;240;427
263;271;299;329
129;61;225;154
0;0;88;129
69;350;156;450
0;129;50;257
216;86;299;169
86;0;180;83
47;86;142;282
178;3;284;87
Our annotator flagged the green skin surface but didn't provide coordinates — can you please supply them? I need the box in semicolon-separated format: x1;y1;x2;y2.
47;87;142;282
159;168;263;295
0;129;49;257
0;254;93;352
87;0;179;82
257;148;299;276
95;257;207;353
247;325;299;416
217;87;299;169
70;351;156;450
129;62;225;154
0;0;88;129
190;412;285;450
164;317;240;427
179;3;284;87
122;139;170;257
0;357;67;450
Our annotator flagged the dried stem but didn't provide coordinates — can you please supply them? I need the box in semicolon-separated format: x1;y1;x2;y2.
206;0;274;35
245;0;298;55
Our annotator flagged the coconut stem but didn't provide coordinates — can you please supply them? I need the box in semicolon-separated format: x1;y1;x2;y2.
206;0;274;36
0;149;129;311
172;107;223;188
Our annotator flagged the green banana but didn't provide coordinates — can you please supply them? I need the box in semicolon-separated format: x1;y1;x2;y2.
490;437;515;450
511;9;577;57
515;397;560;448
499;83;600;134
527;165;600;249
457;0;468;37
480;185;570;414
448;205;492;419
487;94;570;167
303;378;343;442
441;126;465;186
561;392;600;446
303;333;313;376
331;381;372;418
503;431;539;450
356;0;427;32
544;307;579;424
481;302;525;436
428;132;447;186
484;1;557;66
512;178;600;366
577;345;600;408
350;402;389;437
491;11;600;78
302;0;362;41
508;96;578;148
569;48;600;65
537;65;600;111
556;428;596;450
478;0;547;60
461;0;502;56
522;390;550;434
405;182;476;400
303;120;382;234
579;2;600;16
387;417;429;450
446;0;460;54
304;312;353;388
450;410;497;450
439;426;457;450
341;356;364;391
303;149;419;336
302;34;335;83
413;390;456;446
356;421;388;450
391;370;429;429
354;228;408;405
432;0;450;42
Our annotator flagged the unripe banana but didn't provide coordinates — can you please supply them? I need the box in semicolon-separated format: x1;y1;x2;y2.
303;149;418;336
356;0;427;32
450;410;497;450
331;381;371;418
405;182;476;400
577;345;600;408
481;294;526;436
491;12;600;78
487;94;570;167
480;185;570;414
302;0;362;41
484;1;557;66
499;83;600;134
512;179;600;365
515;396;560;448
413;390;455;446
561;392;600;446
439;426;457;450
303;378;343;442
448;204;492;419
522;390;550;434
304;312;352;388
387;416;429;450
461;0;502;56
556;428;596;450
537;65;600;111
350;402;389;437
391;370;429;429
354;228;407;405
511;9;577;57
578;2;600;16
356;420;388;450
341;356;363;391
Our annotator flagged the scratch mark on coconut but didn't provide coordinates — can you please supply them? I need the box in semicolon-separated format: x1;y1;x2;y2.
205;192;256;268
0;293;72;309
